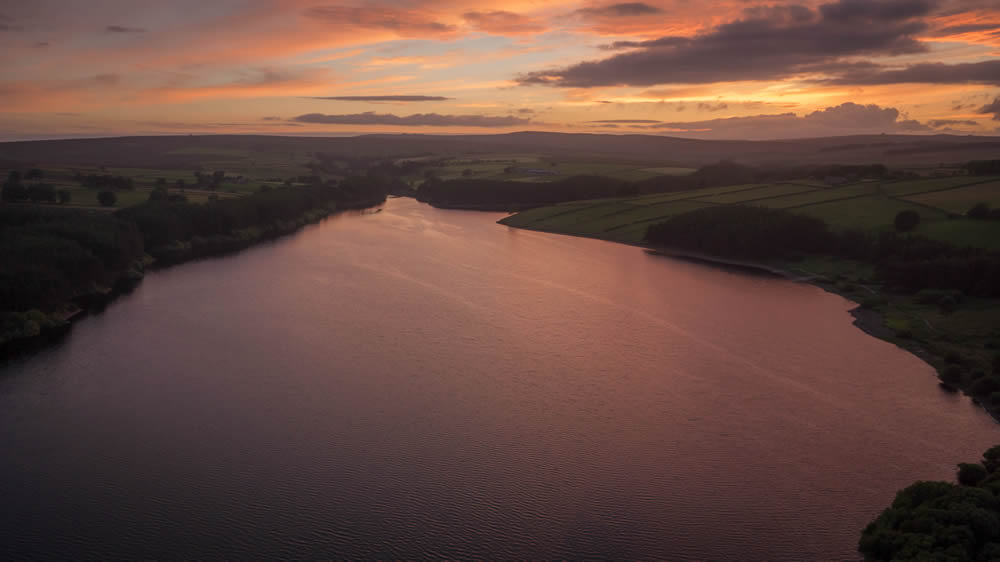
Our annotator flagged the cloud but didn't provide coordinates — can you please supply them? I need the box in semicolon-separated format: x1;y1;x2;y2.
0;14;22;32
292;112;531;127
586;119;662;123
106;25;146;33
463;10;545;34
261;116;282;121
928;119;979;127
978;98;1000;120
516;108;535;114
825;60;1000;85
637;102;933;139
519;0;935;87
575;3;664;18
303;5;456;38
698;102;728;112
308;95;451;102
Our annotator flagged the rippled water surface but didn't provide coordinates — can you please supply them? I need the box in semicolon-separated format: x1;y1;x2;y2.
1;197;997;559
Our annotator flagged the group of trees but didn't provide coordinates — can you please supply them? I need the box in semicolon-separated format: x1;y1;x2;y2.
645;206;833;261
1;171;71;204
644;205;1000;297
121;175;388;251
859;446;1000;561
1;172;389;342
967;202;1000;221
191;170;242;190
966;160;1000;176
0;205;144;313
74;173;134;190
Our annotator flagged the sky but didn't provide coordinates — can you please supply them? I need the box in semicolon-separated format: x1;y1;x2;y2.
0;0;998;140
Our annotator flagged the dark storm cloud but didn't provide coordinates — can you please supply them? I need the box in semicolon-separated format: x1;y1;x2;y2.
309;95;452;102
978;98;1000;120
928;119;979;127
519;0;935;87
292;112;530;127
575;3;664;18
826;60;1000;85
106;25;146;33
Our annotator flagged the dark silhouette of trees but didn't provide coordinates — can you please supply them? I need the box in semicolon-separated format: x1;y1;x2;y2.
958;463;988;485
57;189;71;204
98;190;117;207
1;171;25;202
645;205;834;260
24;168;44;180
0;206;144;313
894;210;921;231
27;183;57;203
968;202;992;220
75;173;134;190
860;446;1000;561
644;205;1000;297
965;160;1000;176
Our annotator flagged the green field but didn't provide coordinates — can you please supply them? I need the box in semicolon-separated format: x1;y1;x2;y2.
423;154;695;185
501;176;1000;248
904;180;1000;214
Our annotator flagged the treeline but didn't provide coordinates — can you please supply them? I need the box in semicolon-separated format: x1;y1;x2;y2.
1;171;71;204
966;160;1000;176
75;173;134;190
644;206;831;260
1;175;388;348
644;205;1000;296
416;175;626;209
121;175;388;256
859;446;1000;561
0;206;144;313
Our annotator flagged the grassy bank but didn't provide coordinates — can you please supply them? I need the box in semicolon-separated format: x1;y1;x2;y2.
500;175;1000;420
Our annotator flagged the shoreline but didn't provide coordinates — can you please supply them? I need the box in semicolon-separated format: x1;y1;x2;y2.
0;199;385;365
498;218;999;424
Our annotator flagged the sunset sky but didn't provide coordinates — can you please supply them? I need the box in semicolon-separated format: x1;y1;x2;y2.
1;0;998;140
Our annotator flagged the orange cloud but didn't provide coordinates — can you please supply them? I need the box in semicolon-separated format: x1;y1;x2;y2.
462;10;548;34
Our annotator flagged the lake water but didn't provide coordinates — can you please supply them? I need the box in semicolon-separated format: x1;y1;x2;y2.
1;197;996;559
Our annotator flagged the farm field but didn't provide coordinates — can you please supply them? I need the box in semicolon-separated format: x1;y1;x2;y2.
903;180;1000;214
424;154;693;184
501;175;1000;248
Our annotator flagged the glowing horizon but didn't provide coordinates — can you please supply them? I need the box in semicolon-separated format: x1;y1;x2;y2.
1;0;998;140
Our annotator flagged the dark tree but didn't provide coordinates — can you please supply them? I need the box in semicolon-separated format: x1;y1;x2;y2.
957;463;987;485
57;189;71;204
24;168;44;180
968;202;991;220
98;190;117;207
27;183;57;203
148;187;169;202
893;210;920;232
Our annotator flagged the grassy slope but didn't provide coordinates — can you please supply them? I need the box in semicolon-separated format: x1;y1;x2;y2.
500;176;1000;415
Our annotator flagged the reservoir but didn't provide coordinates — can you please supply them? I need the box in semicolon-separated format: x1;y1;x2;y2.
1;197;996;559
